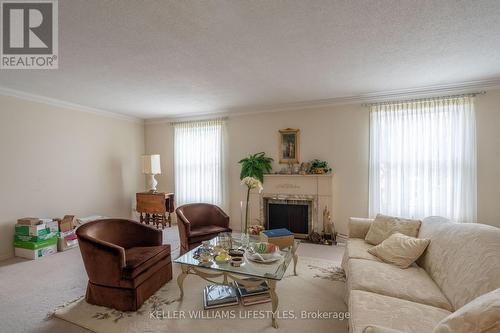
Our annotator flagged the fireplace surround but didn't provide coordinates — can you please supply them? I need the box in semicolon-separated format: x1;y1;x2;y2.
247;174;333;238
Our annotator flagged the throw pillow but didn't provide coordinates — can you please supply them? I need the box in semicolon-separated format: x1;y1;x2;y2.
367;232;430;268
365;214;421;245
432;288;500;333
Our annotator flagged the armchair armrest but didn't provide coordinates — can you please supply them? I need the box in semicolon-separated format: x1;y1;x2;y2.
176;209;191;233
348;217;374;239
213;205;230;228
77;234;126;286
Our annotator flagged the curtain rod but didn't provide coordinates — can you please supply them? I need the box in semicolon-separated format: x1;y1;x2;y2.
361;91;486;107
169;116;228;126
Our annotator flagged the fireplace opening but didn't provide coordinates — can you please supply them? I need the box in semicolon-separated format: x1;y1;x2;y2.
264;198;313;238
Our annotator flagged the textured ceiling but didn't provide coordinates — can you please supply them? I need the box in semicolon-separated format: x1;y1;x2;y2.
1;0;500;119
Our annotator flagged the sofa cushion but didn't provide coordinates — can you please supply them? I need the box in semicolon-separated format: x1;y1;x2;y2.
432;288;500;333
363;326;407;333
365;214;421;245
123;245;171;279
367;233;430;268
347;259;453;311
417;217;500;310
348;217;375;239
342;238;381;271
349;290;451;333
120;257;171;288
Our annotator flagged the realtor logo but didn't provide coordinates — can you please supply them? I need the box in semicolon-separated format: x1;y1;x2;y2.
1;0;58;69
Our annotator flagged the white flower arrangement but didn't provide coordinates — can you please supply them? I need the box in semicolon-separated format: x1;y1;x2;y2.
241;176;263;193
241;176;264;234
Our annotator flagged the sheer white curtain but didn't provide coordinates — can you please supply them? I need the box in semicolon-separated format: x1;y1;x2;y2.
369;96;477;222
174;119;226;208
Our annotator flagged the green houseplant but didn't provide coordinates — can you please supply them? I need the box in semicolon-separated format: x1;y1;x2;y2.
238;152;273;233
307;159;332;174
238;152;273;183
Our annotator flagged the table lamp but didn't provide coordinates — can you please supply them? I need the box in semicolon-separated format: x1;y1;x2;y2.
142;154;161;192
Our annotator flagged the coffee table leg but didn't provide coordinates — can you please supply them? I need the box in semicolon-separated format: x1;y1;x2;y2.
177;265;188;300
268;279;279;328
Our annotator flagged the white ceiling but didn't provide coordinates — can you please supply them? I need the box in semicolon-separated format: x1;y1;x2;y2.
1;0;500;119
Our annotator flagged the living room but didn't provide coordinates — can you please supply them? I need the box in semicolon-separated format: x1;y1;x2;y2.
1;1;499;333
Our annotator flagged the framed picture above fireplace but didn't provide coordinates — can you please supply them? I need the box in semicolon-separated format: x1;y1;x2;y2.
279;128;300;164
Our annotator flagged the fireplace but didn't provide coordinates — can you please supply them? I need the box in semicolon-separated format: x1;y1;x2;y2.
263;197;314;238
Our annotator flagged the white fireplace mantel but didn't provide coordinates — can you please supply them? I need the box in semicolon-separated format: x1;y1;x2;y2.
248;174;333;234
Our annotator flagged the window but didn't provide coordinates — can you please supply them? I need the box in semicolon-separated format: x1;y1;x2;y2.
368;96;477;222
174;119;226;207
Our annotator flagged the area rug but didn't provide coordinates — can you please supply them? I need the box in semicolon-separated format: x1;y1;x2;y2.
51;256;348;333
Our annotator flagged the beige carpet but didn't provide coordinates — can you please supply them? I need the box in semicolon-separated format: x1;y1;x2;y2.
52;256;348;333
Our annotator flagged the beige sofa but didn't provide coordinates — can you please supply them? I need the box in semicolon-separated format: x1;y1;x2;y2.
342;216;500;333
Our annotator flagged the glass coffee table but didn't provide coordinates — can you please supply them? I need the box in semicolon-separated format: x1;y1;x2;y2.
174;233;299;328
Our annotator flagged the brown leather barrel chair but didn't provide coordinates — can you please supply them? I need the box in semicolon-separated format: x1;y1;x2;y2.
176;203;232;254
76;219;172;311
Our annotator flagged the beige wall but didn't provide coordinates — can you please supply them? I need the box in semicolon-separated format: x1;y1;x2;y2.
145;89;500;233
145;103;370;235
2;89;497;260
0;95;145;260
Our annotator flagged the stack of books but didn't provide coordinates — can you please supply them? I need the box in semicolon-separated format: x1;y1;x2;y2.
14;218;59;260
235;278;271;306
261;228;294;250
203;285;239;309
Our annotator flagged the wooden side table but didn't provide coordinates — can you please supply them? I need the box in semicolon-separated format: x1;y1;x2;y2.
136;192;174;228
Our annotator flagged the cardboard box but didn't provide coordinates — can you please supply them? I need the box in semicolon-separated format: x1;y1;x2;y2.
58;235;78;252
15;245;57;260
15;224;51;237
261;228;294;250
45;220;59;233
17;217;42;226
14;231;59;242
14;236;58;250
58;215;76;232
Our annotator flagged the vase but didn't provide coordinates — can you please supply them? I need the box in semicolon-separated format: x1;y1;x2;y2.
240;232;250;248
240;200;250;234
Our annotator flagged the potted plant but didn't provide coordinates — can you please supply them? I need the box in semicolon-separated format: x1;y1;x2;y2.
307;159;332;174
238;152;273;183
238;152;273;234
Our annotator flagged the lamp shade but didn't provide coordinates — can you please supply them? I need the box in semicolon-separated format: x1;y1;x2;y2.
142;154;161;175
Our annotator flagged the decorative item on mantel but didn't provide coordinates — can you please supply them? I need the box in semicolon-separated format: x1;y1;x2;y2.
307;159;332;175
299;162;310;175
142;154;161;192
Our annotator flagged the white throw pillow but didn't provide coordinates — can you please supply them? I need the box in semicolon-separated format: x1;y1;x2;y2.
365;214;421;245
367;232;430;268
433;288;500;333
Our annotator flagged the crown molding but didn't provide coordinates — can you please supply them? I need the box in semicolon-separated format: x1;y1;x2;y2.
0;86;144;124
3;78;500;125
145;78;500;124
